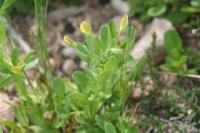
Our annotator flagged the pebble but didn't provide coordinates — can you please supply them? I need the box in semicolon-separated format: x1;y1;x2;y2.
132;87;142;99
80;61;88;69
62;47;77;59
62;59;76;75
49;57;59;68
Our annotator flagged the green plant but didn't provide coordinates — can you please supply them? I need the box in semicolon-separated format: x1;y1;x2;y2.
0;0;146;132
161;29;188;73
0;0;70;132
130;0;200;27
63;15;145;133
11;0;34;13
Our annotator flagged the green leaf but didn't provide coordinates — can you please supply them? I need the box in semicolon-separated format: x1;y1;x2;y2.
126;23;136;51
23;51;36;63
69;92;88;107
11;48;20;66
181;6;200;13
168;11;188;24
0;0;15;15
87;101;101;119
76;43;90;62
0;0;15;16
77;125;104;133
72;71;89;92
14;74;30;99
53;78;65;112
168;55;187;69
118;120;138;133
108;20;117;38
53;78;65;99
164;30;182;60
0;120;23;133
0;75;13;89
0;19;5;44
13;105;29;126
24;58;39;70
0;46;4;61
85;36;98;55
147;4;166;16
104;122;117;133
0;61;12;74
100;25;112;51
99;111;120;121
23;51;39;70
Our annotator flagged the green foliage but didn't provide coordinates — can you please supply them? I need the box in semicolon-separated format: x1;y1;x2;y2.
0;0;145;132
0;0;38;93
162;29;187;73
0;0;15;15
135;80;200;132
11;0;33;13
147;4;166;17
130;0;200;27
34;0;53;94
67;17;143;132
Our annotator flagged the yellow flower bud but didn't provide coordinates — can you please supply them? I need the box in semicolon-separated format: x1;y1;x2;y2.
64;35;76;47
80;20;91;34
120;14;129;32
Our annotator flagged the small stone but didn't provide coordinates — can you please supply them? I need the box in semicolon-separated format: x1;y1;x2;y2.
62;47;77;59
187;109;193;115
49;57;61;69
80;61;88;69
144;76;154;85
145;84;154;92
143;89;150;96
49;58;56;68
111;0;129;14
132;87;142;99
62;59;75;75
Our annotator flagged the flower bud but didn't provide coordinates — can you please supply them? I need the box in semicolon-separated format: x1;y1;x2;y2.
80;20;91;34
120;14;129;32
64;35;76;47
110;48;124;54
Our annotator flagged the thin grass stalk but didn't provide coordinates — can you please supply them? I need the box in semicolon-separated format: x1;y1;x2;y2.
34;0;53;95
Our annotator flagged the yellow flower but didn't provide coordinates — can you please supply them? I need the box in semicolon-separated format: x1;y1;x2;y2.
80;20;91;34
64;35;76;47
120;14;129;32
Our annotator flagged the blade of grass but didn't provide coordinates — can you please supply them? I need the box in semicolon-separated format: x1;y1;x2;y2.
34;0;53;95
